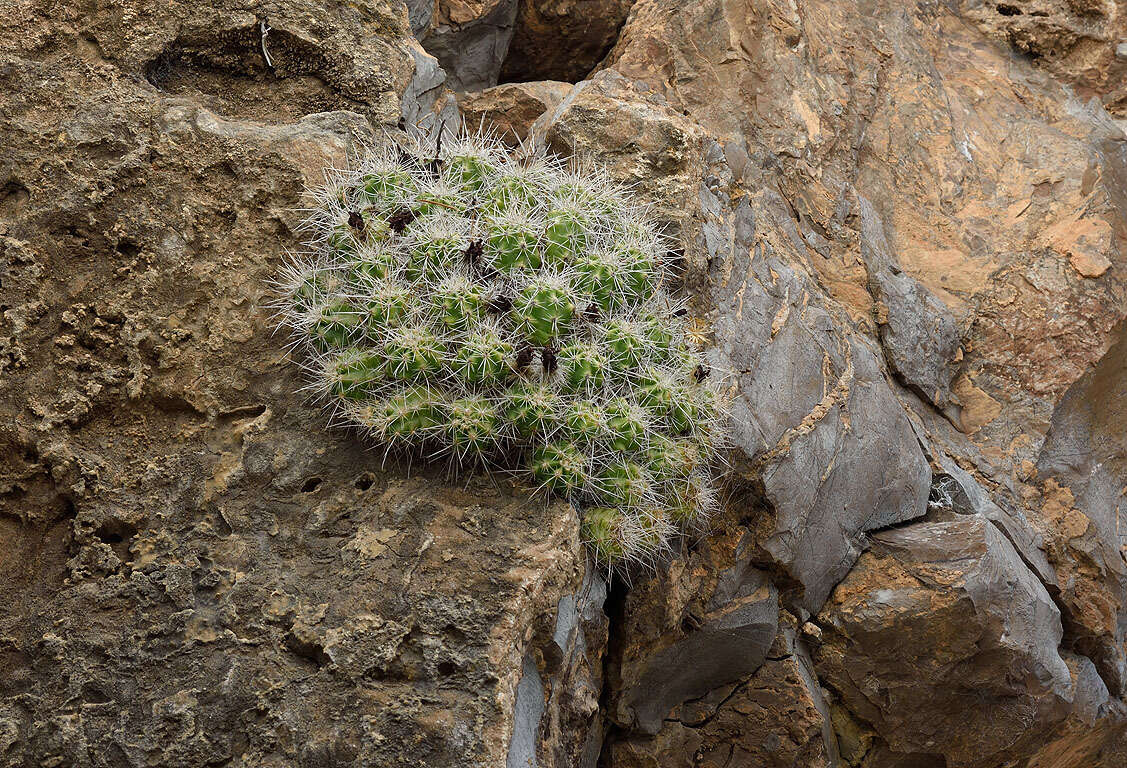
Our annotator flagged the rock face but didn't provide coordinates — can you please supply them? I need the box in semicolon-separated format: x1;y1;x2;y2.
0;2;598;767
957;0;1127;118
415;0;519;91
500;0;635;83
3;0;1127;766
460;81;572;142
815;517;1072;767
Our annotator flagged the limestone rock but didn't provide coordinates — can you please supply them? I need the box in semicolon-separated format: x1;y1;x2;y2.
603;0;1127;460
609;610;838;767
0;2;601;766
956;0;1127;117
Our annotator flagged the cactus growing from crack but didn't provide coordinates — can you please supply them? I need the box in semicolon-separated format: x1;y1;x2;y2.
275;129;727;569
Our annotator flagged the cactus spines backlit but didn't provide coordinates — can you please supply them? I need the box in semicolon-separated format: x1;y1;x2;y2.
277;130;727;570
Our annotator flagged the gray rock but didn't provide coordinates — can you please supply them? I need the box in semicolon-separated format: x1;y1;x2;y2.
508;654;546;768
419;0;519;92
815;517;1073;767
930;452;1057;589
617;573;779;734
858;196;962;409
1036;318;1127;695
401;41;460;142
707;189;932;615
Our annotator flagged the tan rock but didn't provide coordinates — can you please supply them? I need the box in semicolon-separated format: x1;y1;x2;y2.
955;0;1127;117
0;2;601;767
603;0;1127;465
460;81;573;142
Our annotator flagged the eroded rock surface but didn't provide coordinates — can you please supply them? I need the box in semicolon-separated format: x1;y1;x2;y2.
0;2;598;767
815;517;1073;767
3;0;1127;766
460;80;572;142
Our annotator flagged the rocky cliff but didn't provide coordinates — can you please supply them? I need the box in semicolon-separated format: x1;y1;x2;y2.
1;1;1125;766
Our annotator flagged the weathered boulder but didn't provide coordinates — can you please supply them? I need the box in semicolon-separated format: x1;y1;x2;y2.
460;81;572;142
814;517;1074;767
603;0;1127;463
609;610;838;767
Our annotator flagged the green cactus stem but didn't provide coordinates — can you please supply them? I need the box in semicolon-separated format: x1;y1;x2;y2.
348;247;399;285
371;386;439;446
557;341;607;391
309;298;362;350
597;460;654;507
442;395;500;457
543;207;588;266
604;398;648;453
503;383;560;438
434;274;485;330
645;434;705;482
513;278;574;345
361;280;410;331
453;326;514;385
581;506;627;563
530;442;588;497
359;168;415;212
485;212;542;273
636;368;696;434
446;152;495;193
382;325;442;380
323;350;383;400
564;399;607;445
600;318;648;373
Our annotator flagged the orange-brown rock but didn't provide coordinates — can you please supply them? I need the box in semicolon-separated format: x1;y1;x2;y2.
459;80;572;142
956;0;1127;118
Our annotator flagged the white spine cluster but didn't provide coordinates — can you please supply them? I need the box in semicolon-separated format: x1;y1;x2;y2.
274;130;727;569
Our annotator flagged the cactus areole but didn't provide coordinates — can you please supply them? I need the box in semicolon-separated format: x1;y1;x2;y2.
275;130;725;568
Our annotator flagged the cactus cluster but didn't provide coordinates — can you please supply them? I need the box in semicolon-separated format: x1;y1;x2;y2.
275;131;725;568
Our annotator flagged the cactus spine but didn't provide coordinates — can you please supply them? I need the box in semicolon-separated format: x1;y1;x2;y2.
276;129;726;570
